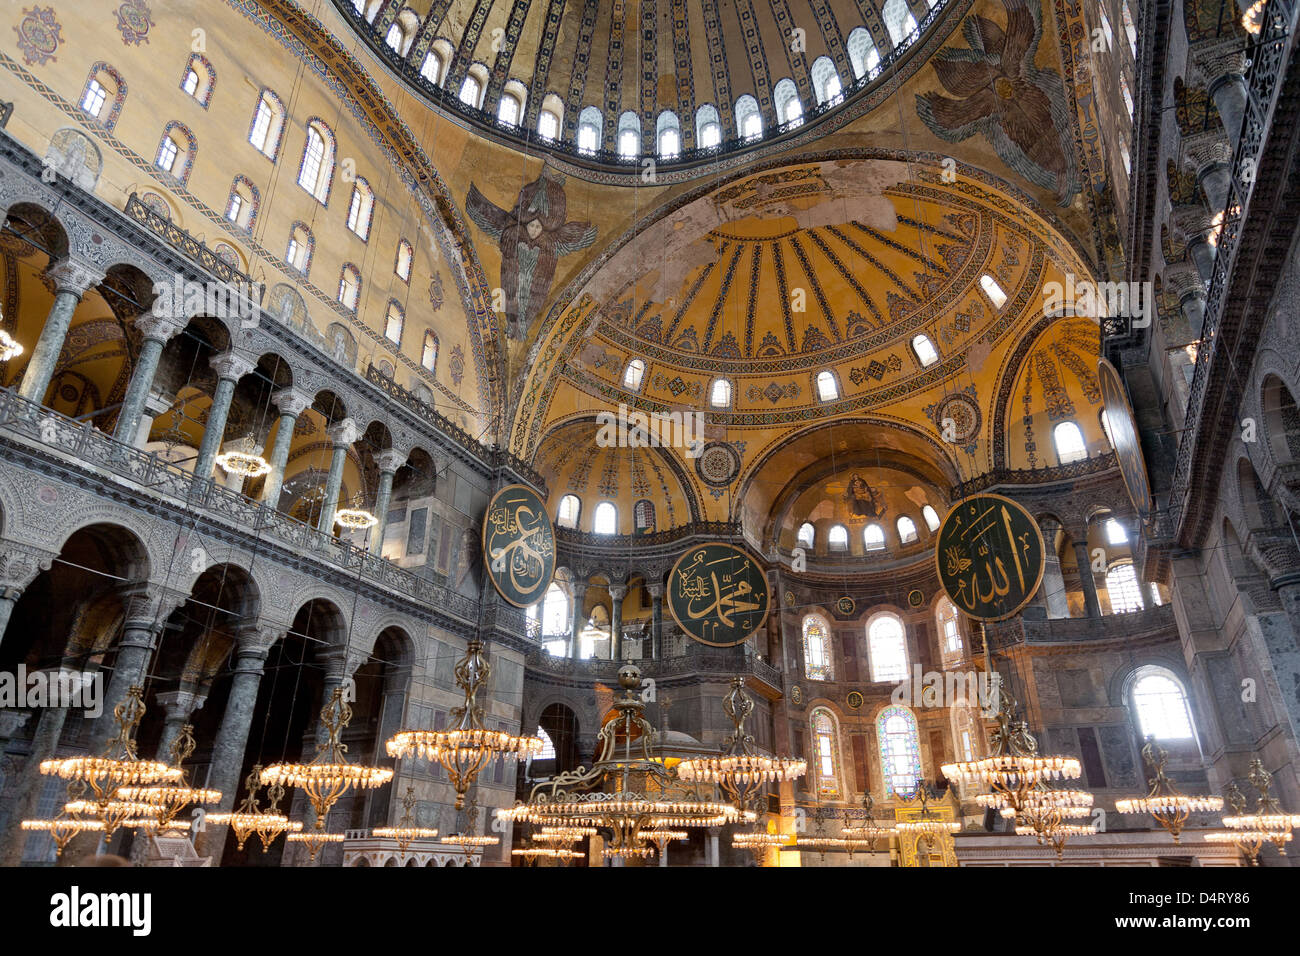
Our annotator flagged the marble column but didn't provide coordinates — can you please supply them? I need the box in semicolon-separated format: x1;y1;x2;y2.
1167;265;1209;339
16;257;105;405
152;689;206;762
194;352;256;482
202;632;276;866
568;581;587;658
1184;138;1234;216
1037;518;1070;619
260;387;312;509
1128;517;1151;610
1171;207;1216;286
708;829;720;867
318;418;359;534
136;390;175;449
608;584;626;662
0;704;70;865
647;582;664;660
0;585;22;639
1193;46;1250;150
89;592;163;745
370;449;406;554
1072;540;1103;619
112;314;183;444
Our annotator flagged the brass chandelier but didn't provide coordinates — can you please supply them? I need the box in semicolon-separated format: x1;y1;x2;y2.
118;723;222;832
499;664;751;862
676;676;806;812
1206;759;1300;864
1116;739;1222;843
373;785;440;852
207;765;302;852
840;793;897;850
387;640;543;809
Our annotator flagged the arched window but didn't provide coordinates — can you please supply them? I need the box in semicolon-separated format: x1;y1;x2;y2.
1053;421;1087;464
810;56;841;104
498;94;522;126
735;95;762;139
1106;562;1144;613
1100;409;1114;448
539;582;571;636
224;176;259;230
80;64;126;130
617;112;641;158
868;613;909;683
877;705;921;796
421;331;438;372
815;370;839;401
557;494;581;529
384;21;403;52
882;0;919;46
1105;517;1128;545
773;79;802;126
593;501;617;535
538;109;560;140
384;301;405;345
1098;4;1115;49
286;223;314;274
459;74;483;109
1122;0;1138;56
796;522;815;548
810;708;841;796
346;178;375;240
896;516;918;544
612;359;642;392
248;89;286;159
577;105;603;154
419;51;443;85
911;334;939;367
802;615;834;681
1131;666;1194;739
1119;73;1134;119
155;123;196;183
710;378;732;408
863;523;885;551
395;239;414;282
937;597;962;655
298;120;335;203
656;111;681;159
828;524;849;551
634;499;656;534
979;273;1008;309
180;54;215;107
696;104;722;148
535;725;557;756
847;28;881;79
921;504;940;532
337;264;362;312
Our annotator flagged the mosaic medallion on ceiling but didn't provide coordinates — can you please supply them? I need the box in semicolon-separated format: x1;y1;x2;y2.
924;387;983;457
695;442;742;489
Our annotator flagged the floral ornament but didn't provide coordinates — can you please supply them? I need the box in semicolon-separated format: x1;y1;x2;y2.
915;0;1078;205
13;6;62;67
448;344;464;386
114;0;154;45
428;273;444;311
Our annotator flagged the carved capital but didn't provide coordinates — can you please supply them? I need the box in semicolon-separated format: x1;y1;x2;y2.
0;543;55;591
327;417;360;447
209;351;256;383
646;582;664;599
1165;263;1208;302
608;584;628;600
1180;133;1233;174
1169;205;1212;241
46;257;105;298
154;689;206;720
1189;39;1248;87
143;388;175;418
134;312;185;344
271;387;313;419
376;449;407;474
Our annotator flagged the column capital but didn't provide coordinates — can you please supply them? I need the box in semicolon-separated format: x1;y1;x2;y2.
235;625;282;655
143;388;175;418
569;579;588;596
1036;516;1061;535
45;257;105;298
376;448;407;473
645;582;664;599
1169;205;1212;241
1165;262;1207;302
327;417;360;447
1180;132;1232;176
1189;39;1248;88
0;543;56;591
271;387;313;419
154;689;206;719
134;312;185;344
608;584;627;600
210;351;256;383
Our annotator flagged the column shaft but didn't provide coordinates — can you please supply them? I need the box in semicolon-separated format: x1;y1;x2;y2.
203;647;269;866
17;290;82;404
194;376;239;481
317;443;349;533
260;411;299;508
112;336;166;443
1072;541;1103;619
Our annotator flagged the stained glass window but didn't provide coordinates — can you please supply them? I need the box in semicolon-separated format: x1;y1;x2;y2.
868;614;909;683
877;705;921;796
810;709;840;797
802;615;834;681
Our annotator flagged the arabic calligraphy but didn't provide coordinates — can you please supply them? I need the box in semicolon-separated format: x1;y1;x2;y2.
482;484;556;608
667;543;769;648
934;494;1045;622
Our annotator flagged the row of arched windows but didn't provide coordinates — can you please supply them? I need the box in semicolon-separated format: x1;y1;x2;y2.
797;506;942;555
555;495;657;535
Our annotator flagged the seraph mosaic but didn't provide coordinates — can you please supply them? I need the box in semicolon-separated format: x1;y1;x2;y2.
916;0;1079;205
465;168;597;340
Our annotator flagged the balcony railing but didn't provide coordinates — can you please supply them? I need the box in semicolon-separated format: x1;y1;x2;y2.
524;641;783;691
0;388;481;624
987;604;1176;646
124;194;260;293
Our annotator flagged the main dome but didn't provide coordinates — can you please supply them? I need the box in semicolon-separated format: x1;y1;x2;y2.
338;0;956;170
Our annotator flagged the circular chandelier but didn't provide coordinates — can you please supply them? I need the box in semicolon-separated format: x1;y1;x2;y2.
1208;759;1300;864
0;329;23;362
215;451;271;478
207;765;303;852
287;830;345;860
1116;739;1223;843
513;846;584;864
262;688;393;856
334;508;378;530
372;786;439;852
676;676;806;812
840;793;897;850
387;640;543;810
499;664;752;862
21;808;105;857
117;724;221;831
40;685;181;836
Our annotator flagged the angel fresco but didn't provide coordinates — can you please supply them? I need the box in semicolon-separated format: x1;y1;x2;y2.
465;168;597;339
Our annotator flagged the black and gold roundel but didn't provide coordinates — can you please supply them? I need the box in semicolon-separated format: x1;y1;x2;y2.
935;494;1045;622
1098;357;1152;519
482;484;556;608
667;542;770;648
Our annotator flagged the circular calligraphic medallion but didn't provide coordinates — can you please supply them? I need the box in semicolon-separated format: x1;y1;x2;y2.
1098;357;1152;519
846;691;864;711
907;589;925;608
667;542;770;648
934;494;1045;622
481;484;556;608
835;596;856;616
